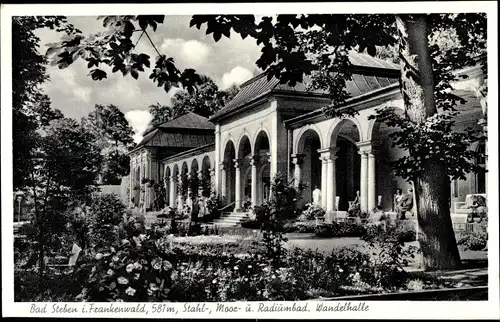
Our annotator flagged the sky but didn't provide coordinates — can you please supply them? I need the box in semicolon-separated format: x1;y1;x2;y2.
35;16;262;142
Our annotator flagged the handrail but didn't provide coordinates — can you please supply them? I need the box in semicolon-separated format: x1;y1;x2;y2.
219;202;235;213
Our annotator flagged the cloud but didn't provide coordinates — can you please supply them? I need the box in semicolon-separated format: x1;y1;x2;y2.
160;38;211;68
221;66;254;89
125;110;153;143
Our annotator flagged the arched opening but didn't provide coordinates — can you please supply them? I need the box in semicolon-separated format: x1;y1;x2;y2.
297;129;322;206
172;164;179;209
223;140;236;205
190;159;199;200
331;120;361;211
132;167;140;206
181;162;189;203
238;135;252;207
370;109;411;212
201;156;212;197
254;131;271;205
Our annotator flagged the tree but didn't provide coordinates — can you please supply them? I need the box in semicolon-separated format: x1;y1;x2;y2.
148;102;174;126
170;75;227;118
147;75;232;127
47;14;487;270
82;104;135;184
12;16;79;189
24;117;101;295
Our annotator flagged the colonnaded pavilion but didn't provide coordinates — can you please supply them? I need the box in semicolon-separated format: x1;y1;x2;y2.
127;52;487;222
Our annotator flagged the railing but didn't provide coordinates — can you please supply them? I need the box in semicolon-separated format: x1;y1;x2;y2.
219;201;235;213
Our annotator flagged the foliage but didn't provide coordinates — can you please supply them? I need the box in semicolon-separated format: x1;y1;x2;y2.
294;221;317;233
298;203;326;221
362;222;417;244
241;218;261;229
369;108;486;182
204;192;223;222
456;231;488;251
81;104;135;184
150;180;166;211
314;222;366;238
13;16;80;189
146;76;239;129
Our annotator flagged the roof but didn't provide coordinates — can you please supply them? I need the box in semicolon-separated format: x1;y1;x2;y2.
210;51;400;122
131;112;215;152
155;112;215;131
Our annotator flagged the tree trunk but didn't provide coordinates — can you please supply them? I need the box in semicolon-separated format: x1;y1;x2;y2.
396;14;462;270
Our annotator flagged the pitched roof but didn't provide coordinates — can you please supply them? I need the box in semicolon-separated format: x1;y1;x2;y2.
210;51;400;121
155;112;215;131
132;112;215;152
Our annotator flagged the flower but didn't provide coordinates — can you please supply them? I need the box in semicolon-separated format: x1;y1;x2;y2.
121;239;130;245
134;273;140;280
117;276;129;285
107;269;114;276
126;264;134;273
133;262;143;270
163;260;173;271
212;279;217;284
152;259;161;271
125;287;136;296
149;283;159;291
234;266;239;271
248;265;252;269
95;253;103;260
112;256;119;262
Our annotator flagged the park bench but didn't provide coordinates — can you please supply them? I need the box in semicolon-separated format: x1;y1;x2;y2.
45;243;82;269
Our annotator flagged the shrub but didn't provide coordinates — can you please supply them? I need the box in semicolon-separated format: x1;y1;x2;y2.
457;231;488;251
314;222;366;238
295;221;317;233
298;203;325;221
241;218;261;229
362;222;416;244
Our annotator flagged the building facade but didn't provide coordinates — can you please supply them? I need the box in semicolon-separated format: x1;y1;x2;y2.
130;52;487;216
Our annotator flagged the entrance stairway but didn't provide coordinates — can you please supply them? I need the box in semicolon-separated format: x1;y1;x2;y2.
213;212;251;227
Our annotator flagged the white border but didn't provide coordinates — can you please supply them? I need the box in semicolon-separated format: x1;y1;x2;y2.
1;2;499;319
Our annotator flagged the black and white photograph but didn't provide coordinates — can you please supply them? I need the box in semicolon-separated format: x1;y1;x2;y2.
1;2;498;319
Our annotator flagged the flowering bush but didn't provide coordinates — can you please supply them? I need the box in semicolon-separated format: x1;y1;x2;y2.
298;203;325;221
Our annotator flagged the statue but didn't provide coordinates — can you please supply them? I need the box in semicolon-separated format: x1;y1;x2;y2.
397;188;414;220
348;190;361;217
312;186;322;206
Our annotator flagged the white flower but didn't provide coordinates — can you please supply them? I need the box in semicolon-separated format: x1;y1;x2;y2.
133;262;143;270
248;265;252;269
234;266;239;270
95;253;103;260
134;273;140;280
125;287;136;296
212;279;217;284
112;256;119;262
107;269;114;276
149;283;158;291
117;276;129;285
126;264;134;273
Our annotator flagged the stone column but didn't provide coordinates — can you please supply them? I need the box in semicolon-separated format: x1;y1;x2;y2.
220;162;227;200
234;158;243;211
187;173;193;208
358;150;369;213
367;151;377;211
177;174;184;213
129;160;134;205
251;155;260;207
291;154;305;188
325;148;339;212
209;168;216;194
197;170;204;197
169;175;176;207
320;155;328;209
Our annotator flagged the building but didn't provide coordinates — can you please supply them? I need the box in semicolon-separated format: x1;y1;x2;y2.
128;52;487;217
